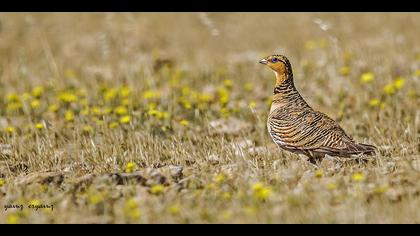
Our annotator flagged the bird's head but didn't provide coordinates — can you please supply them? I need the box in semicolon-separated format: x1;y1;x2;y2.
259;54;292;75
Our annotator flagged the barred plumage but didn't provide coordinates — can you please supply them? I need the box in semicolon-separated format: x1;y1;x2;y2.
259;55;376;163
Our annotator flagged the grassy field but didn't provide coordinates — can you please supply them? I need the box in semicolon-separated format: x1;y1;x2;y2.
0;13;419;223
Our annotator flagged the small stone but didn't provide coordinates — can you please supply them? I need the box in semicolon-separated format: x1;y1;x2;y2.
411;159;420;171
108;172;147;186
16;172;64;186
207;154;220;165
168;165;183;180
208;118;252;135
72;174;95;190
248;146;268;156
148;169;168;185
0;144;13;157
386;188;402;202
221;164;239;175
231;139;254;156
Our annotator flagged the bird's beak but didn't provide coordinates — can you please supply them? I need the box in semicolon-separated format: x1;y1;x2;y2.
259;58;268;65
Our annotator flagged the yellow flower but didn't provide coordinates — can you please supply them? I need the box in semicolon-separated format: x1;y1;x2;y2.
181;86;190;96
408;89;417;98
64;110;75;122
380;103;386;109
35;123;44;130
79;98;89;107
266;97;273;107
39;184;48;193
105;107;113;115
89;193;104;205
30;99;41;109
314;169;323;178
124;198;139;210
415;69;420;77
393;77;405;89
369;99;381;107
6;102;22;112
125;162;137;173
147;109;169;120
170;70;183;86
339;66;351;76
214;173;226;184
304;40;317;50
94;119;105;127
120;115;131;124
150;184;165;195
48;104;59;113
6;213;19;224
114;106;128;116
352;172;365;182
57;92;78;103
182;100;192;109
179;119;189;126
244;82;254;91
161;126;168;132
5;126;15;134
32;86;44;98
29;199;41;206
104;88;118;101
0;178;5;187
6;93;20;102
249;101;257;109
373;184;389;194
109;122;119;129
82;125;94;134
360;72;374;83
217;88;229;105
326;182;337;190
119;86;131;98
21;93;31;101
205;183;216;190
124;198;141;220
121;98;130;106
148;109;160;117
91;106;103;116
80;108;89;116
146;103;157;111
220;107;230;118
161;112;170;119
251;182;272;201
383;83;396;95
222;192;231;200
167;204;181;215
142;90;161;100
224;79;233;89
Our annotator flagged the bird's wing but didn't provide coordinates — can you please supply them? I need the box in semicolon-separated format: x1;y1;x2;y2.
268;108;355;154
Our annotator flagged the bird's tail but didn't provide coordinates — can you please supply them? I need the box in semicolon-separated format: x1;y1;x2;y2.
345;142;377;155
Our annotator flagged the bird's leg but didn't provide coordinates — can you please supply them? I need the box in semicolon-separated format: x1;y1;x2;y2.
307;151;324;165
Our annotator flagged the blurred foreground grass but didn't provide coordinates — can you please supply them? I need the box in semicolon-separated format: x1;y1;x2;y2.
0;13;419;223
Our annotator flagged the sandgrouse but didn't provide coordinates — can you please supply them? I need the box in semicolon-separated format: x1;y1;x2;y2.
259;55;376;164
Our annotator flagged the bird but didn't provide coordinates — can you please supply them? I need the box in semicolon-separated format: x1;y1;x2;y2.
259;54;376;164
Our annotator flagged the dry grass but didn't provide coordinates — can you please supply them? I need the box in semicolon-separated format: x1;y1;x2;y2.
0;13;419;223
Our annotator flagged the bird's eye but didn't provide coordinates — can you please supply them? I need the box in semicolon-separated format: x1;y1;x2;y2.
271;58;278;63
